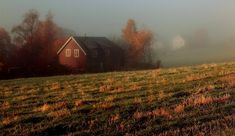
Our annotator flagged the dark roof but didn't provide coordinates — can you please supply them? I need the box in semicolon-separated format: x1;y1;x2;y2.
57;36;122;55
73;37;121;52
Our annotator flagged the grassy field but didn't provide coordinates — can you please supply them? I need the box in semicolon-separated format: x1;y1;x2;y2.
0;62;235;136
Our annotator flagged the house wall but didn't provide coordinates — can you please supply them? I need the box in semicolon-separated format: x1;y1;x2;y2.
58;39;86;71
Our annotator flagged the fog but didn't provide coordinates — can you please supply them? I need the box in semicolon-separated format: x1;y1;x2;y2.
154;30;235;67
1;0;235;67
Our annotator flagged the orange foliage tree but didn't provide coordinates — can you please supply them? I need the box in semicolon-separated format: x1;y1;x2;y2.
35;13;62;67
122;19;153;66
11;10;64;70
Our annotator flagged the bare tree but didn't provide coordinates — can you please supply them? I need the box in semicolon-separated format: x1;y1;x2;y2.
11;10;64;70
12;9;39;46
0;27;11;65
0;28;12;71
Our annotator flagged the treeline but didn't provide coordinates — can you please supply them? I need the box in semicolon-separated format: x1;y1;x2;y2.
0;10;76;78
0;10;160;79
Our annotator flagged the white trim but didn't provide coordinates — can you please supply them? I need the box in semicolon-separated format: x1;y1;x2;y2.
71;37;87;55
57;36;87;55
57;37;72;54
74;49;79;58
65;49;71;57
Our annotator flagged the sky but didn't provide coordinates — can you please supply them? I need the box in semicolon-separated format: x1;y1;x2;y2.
1;0;235;66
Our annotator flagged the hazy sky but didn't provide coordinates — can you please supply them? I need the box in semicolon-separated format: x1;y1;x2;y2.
1;0;235;66
1;0;235;37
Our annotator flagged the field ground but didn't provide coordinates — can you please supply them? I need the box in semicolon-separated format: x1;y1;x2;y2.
0;62;235;135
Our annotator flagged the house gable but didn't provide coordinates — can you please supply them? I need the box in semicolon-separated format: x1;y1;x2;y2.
57;37;87;70
57;36;87;55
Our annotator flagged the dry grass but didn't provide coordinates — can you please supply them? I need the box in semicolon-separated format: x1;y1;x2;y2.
115;86;125;93
168;68;178;74
99;85;112;92
157;78;168;85
133;111;145;120
52;101;67;110
147;95;156;103
221;75;235;88
133;108;172;120
74;99;84;107
192;94;231;106
105;78;115;85
50;82;61;90
193;95;214;105
215;94;231;102
48;108;71;118
206;84;215;91
105;95;116;102
178;93;232;109
158;90;165;100
15;95;28;101
109;114;120;124
185;74;201;82
2;115;18;126
93;101;113;109
151;108;172;119
159;115;234;136
130;83;141;91
196;85;215;94
133;97;142;104
1;62;235;135
35;103;51;112
174;104;185;113
1;101;10;110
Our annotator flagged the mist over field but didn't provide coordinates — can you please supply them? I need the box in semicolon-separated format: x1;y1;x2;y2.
1;0;235;67
157;41;235;67
1;1;235;135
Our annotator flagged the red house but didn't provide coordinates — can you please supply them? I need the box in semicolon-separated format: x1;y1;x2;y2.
57;36;124;72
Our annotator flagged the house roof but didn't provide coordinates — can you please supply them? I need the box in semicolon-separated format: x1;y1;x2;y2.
57;36;122;55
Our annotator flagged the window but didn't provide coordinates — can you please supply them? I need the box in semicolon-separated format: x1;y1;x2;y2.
74;49;79;58
65;49;71;57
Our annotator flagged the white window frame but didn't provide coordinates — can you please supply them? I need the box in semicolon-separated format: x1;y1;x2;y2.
74;49;79;58
65;49;71;57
